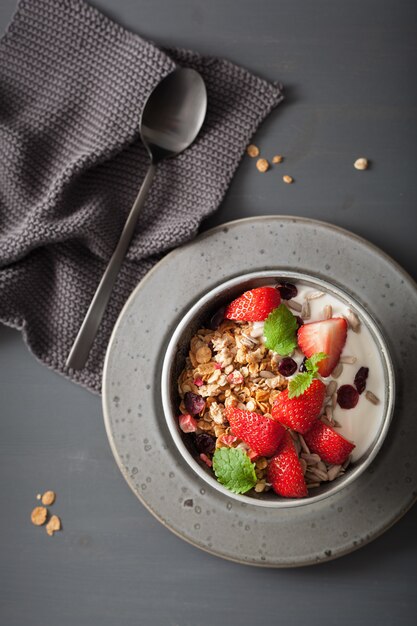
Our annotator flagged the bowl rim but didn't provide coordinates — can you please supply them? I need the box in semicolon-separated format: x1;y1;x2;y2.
161;270;395;508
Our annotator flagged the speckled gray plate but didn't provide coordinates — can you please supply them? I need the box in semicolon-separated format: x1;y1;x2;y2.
102;216;417;567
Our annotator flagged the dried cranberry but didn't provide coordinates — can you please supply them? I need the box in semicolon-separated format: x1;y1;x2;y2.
278;357;297;377
299;357;308;372
184;392;205;415
208;306;226;330
276;282;298;300
194;433;216;455
295;316;304;329
337;385;359;409
354;367;369;394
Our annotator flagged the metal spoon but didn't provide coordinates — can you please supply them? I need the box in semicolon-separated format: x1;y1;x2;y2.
66;68;207;370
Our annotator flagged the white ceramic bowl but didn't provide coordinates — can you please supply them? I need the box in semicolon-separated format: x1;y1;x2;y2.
161;271;395;508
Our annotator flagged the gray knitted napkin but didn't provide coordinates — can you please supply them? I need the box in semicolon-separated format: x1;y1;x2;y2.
0;0;284;393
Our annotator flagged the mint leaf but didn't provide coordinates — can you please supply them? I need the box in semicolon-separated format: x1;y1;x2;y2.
305;352;327;374
212;447;257;494
288;352;328;398
264;304;298;356
288;372;313;398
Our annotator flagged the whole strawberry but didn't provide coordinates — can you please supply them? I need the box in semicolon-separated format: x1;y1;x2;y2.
267;432;307;498
225;407;285;457
272;379;326;434
225;287;281;322
303;420;355;465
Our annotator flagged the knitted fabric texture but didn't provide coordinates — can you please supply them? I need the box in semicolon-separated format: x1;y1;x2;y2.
0;0;284;393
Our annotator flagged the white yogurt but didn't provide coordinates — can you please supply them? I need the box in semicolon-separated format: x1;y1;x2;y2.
260;285;386;462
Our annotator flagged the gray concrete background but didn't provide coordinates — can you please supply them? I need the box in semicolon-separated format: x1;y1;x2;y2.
1;1;416;624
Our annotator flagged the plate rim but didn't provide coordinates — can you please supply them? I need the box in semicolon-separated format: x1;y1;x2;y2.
102;215;417;567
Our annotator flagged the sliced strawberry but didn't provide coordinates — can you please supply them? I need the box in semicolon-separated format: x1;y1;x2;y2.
297;317;348;377
267;432;307;498
271;379;326;434
303;420;355;465
225;287;281;322
225;406;285;457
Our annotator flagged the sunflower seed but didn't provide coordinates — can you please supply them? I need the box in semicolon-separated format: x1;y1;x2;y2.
308;467;328;481
317;461;327;472
306;290;324;301
306;482;320;489
321;415;333;427
301;452;321;464
326;380;337;397
365;390;380;405
327;465;342;481
340;355;357;364
331;362;343;378
287;299;302;312
259;370;275;379
323;304;333;319
293;437;302;456
342;455;352;470
298;434;310;454
301;299;311;319
345;309;361;332
289;429;299;442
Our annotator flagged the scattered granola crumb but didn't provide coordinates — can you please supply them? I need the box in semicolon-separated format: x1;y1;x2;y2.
36;494;42;500
41;490;56;506
354;157;369;170
283;175;293;184
246;144;260;158
31;506;48;526
272;155;283;164
45;515;61;536
256;158;269;173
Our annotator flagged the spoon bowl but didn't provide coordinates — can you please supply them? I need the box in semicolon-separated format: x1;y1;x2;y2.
140;68;207;162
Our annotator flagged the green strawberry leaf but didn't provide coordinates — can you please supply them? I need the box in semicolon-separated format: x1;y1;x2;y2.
263;304;298;356
288;372;313;398
288;352;327;399
305;352;327;374
212;447;257;494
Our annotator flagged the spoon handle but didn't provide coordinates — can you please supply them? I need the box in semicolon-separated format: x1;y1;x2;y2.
66;162;157;371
